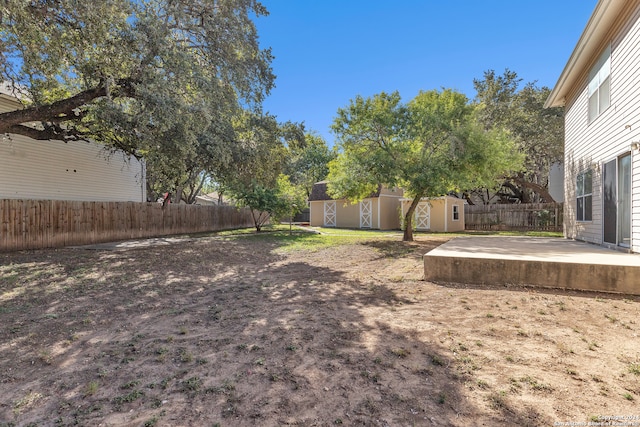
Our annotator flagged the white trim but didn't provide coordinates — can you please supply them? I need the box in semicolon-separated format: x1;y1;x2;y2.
359;199;372;228
377;197;381;229
444;197;448;232
545;0;625;108
452;204;460;221
323;200;336;227
414;201;431;230
399;195;449;202
378;194;403;198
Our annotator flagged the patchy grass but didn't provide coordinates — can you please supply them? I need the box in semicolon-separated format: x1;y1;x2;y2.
1;229;637;426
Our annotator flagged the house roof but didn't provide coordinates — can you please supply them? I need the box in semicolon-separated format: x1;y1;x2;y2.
308;182;382;201
545;0;627;108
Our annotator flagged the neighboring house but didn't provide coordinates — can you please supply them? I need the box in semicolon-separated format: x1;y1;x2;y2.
400;196;466;232
308;181;403;230
548;163;565;203
195;192;227;206
0;87;146;202
546;0;640;252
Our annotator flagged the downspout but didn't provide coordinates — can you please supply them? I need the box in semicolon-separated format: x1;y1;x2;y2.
377;197;381;229
141;159;147;202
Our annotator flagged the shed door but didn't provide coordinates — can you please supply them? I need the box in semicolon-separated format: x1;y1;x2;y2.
360;200;372;228
324;201;336;227
415;202;430;230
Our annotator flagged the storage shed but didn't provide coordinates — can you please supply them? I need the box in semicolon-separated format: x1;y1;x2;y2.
400;196;465;232
308;181;403;230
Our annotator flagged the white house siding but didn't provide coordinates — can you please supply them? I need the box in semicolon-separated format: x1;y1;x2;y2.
0;96;146;202
564;2;640;252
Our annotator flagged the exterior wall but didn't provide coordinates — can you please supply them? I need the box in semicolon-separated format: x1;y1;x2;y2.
446;197;466;232
0;96;146;202
429;199;446;232
307;184;402;229
378;195;402;230
309;197;402;229
563;2;640;252
335;198;377;229
400;196;465;232
309;201;324;226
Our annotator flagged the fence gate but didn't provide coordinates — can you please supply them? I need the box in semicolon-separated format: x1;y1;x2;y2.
360;200;372;228
415;202;430;230
324;201;336;227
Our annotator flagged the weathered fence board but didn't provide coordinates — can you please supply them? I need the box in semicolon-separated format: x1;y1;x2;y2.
0;199;257;252
464;203;563;232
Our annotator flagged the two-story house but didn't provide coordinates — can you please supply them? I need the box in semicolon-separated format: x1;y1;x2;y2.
546;0;640;253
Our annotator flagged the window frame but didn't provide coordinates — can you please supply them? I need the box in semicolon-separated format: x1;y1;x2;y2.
588;45;611;123
452;204;459;221
576;169;593;222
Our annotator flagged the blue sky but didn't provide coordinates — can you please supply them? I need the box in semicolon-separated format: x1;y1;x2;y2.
255;1;598;145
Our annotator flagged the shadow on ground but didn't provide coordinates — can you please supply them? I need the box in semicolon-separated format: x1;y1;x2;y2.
0;236;558;426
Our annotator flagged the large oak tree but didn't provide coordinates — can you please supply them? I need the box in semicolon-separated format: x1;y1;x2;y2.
0;0;274;200
473;69;564;203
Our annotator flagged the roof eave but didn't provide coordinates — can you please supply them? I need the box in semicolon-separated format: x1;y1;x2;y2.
544;0;625;109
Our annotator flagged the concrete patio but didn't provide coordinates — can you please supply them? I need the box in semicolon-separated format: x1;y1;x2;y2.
423;236;640;295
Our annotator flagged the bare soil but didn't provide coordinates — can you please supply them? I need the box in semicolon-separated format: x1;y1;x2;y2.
1;232;639;426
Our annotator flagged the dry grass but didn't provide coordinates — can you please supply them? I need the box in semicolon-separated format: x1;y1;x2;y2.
0;230;639;426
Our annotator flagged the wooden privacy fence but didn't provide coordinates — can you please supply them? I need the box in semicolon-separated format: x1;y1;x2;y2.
464;203;563;232
0;199;257;252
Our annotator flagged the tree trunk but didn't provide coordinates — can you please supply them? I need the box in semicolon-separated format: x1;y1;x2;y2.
402;195;423;242
174;187;183;205
512;177;556;203
184;174;207;204
462;192;475;206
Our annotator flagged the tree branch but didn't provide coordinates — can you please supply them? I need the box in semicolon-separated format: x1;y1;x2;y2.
511;176;556;203
0;79;136;136
3;123;86;142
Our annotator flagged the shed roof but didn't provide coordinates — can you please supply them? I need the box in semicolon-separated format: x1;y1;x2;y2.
545;0;627;108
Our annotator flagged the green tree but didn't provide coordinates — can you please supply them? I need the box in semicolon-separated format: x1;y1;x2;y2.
0;0;274;201
284;132;337;198
222;114;306;231
276;174;308;232
230;174;304;232
473;69;564;203
329;90;523;241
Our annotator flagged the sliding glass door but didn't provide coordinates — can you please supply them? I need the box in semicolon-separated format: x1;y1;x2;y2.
603;153;631;247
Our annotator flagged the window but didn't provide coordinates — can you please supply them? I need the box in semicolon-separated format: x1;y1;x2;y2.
576;169;593;221
588;46;611;122
452;205;459;221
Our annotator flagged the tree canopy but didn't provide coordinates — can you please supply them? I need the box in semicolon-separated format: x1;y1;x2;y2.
473;69;564;203
0;0;274;201
283;132;336;198
329;89;523;241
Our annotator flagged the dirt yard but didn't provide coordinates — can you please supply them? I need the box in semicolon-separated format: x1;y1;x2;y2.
1;229;639;426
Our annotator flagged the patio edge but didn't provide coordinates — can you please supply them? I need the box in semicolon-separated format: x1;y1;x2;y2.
424;254;640;296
